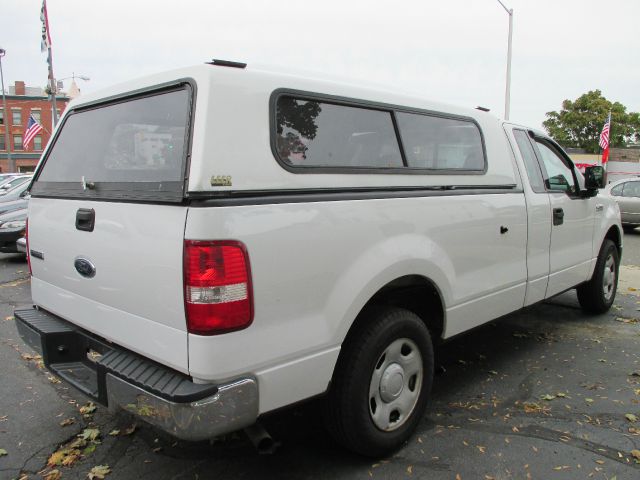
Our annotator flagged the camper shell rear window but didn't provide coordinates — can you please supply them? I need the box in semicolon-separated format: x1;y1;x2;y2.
272;91;487;175
31;82;193;202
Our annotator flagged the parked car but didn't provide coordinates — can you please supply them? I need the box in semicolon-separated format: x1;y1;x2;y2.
0;175;31;192
0;207;27;253
605;177;640;232
0;173;20;185
14;63;622;456
0;182;31;203
0;197;28;217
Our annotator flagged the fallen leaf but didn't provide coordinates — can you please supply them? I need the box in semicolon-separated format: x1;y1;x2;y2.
79;428;100;441
585;398;594;404
79;402;97;415
83;444;97;455
407;465;413;474
43;470;62;480
631;449;640;460
108;429;120;436
541;394;556;401
595;459;604;465
4;316;13;321
0;448;7;456
88;465;111;479
123;424;137;435
625;413;638;423
60;418;75;427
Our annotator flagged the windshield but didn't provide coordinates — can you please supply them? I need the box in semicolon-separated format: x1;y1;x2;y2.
31;84;192;202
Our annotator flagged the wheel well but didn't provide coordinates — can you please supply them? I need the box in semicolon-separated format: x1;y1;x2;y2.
352;275;445;342
605;225;622;254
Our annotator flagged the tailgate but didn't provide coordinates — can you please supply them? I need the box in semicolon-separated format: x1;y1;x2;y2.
27;83;194;373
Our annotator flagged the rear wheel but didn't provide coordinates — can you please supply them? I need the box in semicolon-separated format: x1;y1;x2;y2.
577;239;619;314
324;306;434;457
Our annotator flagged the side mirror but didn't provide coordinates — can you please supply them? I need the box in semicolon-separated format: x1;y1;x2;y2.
584;165;607;190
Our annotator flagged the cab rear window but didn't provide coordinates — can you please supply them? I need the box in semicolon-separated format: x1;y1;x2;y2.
31;84;192;202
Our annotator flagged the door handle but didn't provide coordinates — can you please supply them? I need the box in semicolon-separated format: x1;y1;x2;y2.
553;207;564;226
596;204;604;212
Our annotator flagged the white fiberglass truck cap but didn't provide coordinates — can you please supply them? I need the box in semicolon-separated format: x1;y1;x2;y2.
15;60;621;456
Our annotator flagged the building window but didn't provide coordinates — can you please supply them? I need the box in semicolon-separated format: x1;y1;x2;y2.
12;109;22;126
0;135;5;151
0;109;3;125
34;135;42;151
13;135;23;151
31;110;41;123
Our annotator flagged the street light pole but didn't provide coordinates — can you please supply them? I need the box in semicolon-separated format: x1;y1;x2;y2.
0;48;14;172
497;0;513;121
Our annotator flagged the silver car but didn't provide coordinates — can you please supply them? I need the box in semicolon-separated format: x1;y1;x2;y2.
605;177;640;232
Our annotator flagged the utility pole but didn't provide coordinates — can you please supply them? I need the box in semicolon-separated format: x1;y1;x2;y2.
496;1;513;121
0;48;14;172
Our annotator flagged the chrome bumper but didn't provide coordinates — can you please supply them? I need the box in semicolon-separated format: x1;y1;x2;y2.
16;237;26;253
106;374;259;441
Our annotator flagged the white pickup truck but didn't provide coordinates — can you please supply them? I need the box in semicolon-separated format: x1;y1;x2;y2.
15;61;621;456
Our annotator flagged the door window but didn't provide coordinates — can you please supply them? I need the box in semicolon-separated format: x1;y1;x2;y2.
622;181;640;198
534;141;577;194
610;184;624;196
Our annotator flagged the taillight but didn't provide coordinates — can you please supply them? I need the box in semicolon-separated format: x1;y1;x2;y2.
26;218;31;275
183;240;253;335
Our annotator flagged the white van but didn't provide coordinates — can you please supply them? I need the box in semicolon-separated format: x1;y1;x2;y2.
16;61;621;456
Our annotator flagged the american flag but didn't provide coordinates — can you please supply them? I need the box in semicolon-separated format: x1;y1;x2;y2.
599;113;611;150
24;115;43;150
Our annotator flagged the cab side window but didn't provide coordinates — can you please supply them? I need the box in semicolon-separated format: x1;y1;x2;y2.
534;141;577;194
513;130;545;193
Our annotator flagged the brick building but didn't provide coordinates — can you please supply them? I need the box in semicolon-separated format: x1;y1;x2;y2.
0;81;69;173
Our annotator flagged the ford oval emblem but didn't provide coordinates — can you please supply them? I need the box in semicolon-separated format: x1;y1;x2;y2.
74;257;96;278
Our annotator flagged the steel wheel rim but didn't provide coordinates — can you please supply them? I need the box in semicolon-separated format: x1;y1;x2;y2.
603;253;616;301
369;338;423;432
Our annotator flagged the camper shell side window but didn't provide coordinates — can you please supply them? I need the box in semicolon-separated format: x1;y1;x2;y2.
271;90;488;175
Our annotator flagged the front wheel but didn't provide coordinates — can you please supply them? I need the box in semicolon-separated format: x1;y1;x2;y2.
323;307;434;457
577;239;619;314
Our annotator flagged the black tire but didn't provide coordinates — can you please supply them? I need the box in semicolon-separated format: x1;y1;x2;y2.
623;225;637;234
323;306;434;457
577;239;619;314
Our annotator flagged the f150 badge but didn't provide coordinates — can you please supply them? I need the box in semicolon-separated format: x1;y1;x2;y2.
74;257;96;278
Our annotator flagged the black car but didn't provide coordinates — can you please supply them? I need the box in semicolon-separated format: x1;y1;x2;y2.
0;197;28;217
0;207;27;253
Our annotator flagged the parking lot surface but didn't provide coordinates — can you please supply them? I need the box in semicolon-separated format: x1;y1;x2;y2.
1;233;640;479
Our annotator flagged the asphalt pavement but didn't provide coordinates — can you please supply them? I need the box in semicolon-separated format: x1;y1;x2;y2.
1;242;640;480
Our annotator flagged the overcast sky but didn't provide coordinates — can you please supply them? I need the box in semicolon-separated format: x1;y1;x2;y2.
2;0;639;129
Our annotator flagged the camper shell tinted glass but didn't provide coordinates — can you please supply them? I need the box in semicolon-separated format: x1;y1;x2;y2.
31;83;193;202
272;91;486;174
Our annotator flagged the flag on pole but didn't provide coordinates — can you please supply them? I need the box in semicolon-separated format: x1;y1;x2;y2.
599;112;611;164
24;115;44;150
40;0;52;53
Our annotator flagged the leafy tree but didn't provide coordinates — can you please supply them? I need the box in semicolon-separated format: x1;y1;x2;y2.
543;90;640;153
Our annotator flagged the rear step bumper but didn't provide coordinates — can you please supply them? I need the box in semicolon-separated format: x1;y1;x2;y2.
14;307;259;441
